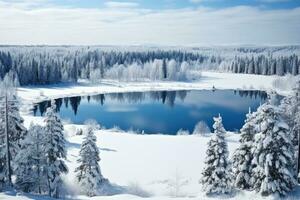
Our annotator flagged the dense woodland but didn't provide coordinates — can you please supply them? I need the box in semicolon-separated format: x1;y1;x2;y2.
0;46;299;86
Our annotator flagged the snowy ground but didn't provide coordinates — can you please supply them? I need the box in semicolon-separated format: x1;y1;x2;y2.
3;121;300;200
1;72;299;199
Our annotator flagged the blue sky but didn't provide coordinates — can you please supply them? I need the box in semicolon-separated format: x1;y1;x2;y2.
0;0;299;45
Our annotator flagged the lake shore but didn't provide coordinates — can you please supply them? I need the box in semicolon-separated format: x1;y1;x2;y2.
17;71;287;115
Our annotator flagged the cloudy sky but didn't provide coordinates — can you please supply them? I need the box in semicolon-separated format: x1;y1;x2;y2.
0;0;299;46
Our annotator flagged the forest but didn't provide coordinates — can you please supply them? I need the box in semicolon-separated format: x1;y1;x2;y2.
0;46;299;86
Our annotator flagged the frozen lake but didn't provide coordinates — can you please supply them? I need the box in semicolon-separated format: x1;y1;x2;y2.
33;90;267;134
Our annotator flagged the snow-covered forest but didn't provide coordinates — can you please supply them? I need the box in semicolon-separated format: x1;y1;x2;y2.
0;46;299;85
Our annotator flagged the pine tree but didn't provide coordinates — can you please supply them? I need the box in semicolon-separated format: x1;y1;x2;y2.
280;81;300;177
280;96;297;145
251;103;296;196
44;100;68;198
201;115;232;195
14;123;47;194
75;125;106;197
0;74;27;188
291;81;300;178
6;93;27;156
232;109;257;190
0;104;6;190
162;59;167;79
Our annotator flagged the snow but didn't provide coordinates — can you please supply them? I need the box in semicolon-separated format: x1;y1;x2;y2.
2;126;300;199
1;71;299;199
67;129;235;197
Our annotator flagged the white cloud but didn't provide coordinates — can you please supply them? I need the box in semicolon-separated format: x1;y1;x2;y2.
0;0;48;8
0;2;299;45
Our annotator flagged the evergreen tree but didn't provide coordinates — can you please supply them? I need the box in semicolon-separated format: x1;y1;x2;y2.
5;93;27;156
44;100;68;198
232;109;257;190
280;81;300;177
14;124;47;194
75;125;106;197
0;74;26;188
162;59;167;79
251;103;296;196
71;58;78;82
0;100;6;189
201;115;232;195
291;82;300;177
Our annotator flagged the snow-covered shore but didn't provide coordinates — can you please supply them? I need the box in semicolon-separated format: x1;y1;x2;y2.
2;72;298;199
17;72;286;113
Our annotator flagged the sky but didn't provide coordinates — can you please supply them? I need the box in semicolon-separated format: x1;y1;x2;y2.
0;0;299;46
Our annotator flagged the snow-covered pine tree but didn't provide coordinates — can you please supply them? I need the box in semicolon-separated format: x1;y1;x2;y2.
279;81;300;177
14;123;47;194
295;95;300;179
44;100;68;198
6;92;27;155
232;108;257;190
162;59;167;79
0;72;27;188
75;124;106;197
291;81;300;178
201;114;232;195
0;98;5;190
251;103;297;196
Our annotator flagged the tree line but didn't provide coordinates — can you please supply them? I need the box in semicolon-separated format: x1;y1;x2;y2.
221;54;300;76
0;46;299;86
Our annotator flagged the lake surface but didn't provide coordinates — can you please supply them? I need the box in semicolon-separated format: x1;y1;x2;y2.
33;90;267;134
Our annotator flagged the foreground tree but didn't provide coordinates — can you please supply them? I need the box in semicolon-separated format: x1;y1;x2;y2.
232;109;257;190
14;124;46;193
44;100;68;198
75;124;106;197
0;72;26;189
295;86;300;179
281;81;300;178
251;103;296;196
201;115;232;195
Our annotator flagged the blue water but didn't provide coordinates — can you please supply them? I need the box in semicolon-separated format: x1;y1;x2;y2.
33;90;267;134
